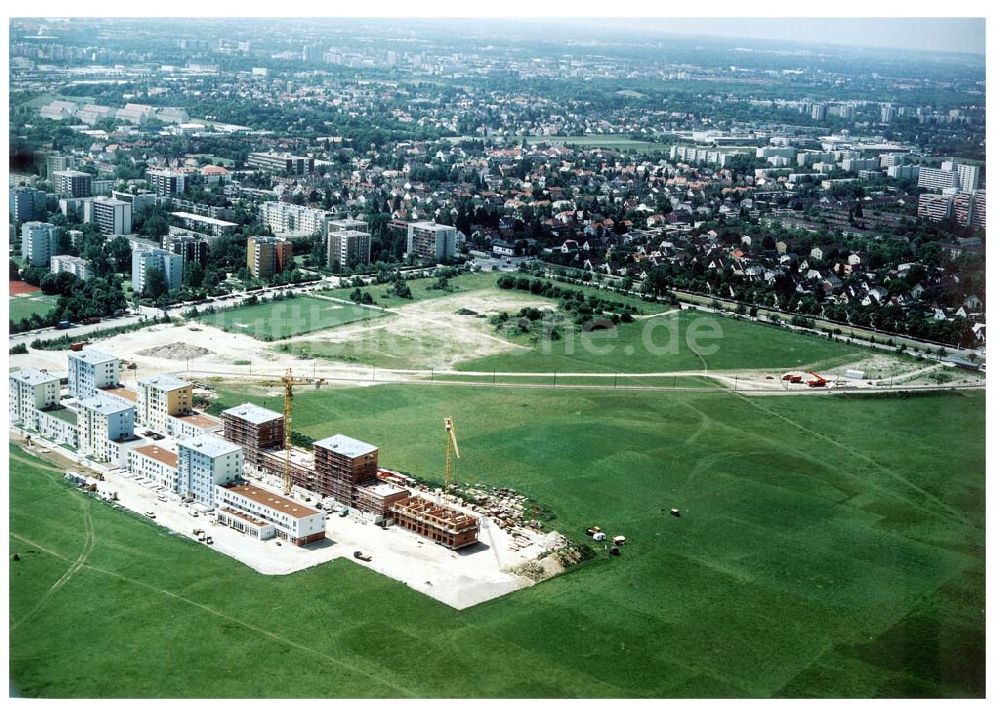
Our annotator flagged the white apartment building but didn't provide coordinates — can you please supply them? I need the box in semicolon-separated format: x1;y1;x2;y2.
77;394;136;462
259;200;333;236
132;248;184;295
36;407;79;447
405;221;458;261
128;444;180;492
216;482;327;545
9;368;61;427
83;197;132;236
68;349;120;399
21;222;59;268
50;254;92;281
137;374;193;433
177;435;243;507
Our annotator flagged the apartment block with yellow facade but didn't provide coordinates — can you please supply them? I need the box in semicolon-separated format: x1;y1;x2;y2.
137;373;193;433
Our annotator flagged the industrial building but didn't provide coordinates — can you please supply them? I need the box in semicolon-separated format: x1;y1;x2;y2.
391;496;481;550
68;348;120;399
216;482;326;546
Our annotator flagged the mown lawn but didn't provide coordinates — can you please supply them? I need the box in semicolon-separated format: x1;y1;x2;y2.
10;387;984;698
194;295;384;340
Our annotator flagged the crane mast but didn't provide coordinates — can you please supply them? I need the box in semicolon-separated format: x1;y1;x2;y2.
282;368;294;496
444;417;460;491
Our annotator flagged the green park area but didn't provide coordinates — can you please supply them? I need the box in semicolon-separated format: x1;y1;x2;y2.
9;292;60;324
10;383;983;698
194;295;384;340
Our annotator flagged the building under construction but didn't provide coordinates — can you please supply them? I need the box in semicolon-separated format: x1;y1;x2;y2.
220;402;283;466
391;496;481;550
313;434;380;505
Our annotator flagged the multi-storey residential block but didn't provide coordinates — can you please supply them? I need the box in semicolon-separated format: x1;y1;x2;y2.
137;374;193;433
20;221;59;267
132;248;183;295
52;169;92;198
83;196;132;235
68;348;120;398
177;434;243;507
170;212;239;238
9;186;48;223
9;368;60;427
77;393;136;462
163;232;209;267
46;154;76;177
111;189;158;215
406;221;458;261
312;434;379;507
50;255;92;281
247;152;314;175
246;236;293;279
145;168;187;196
259;201;333;236
327;229;371;269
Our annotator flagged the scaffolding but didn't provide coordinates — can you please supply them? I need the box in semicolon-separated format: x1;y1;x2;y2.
391;496;480;550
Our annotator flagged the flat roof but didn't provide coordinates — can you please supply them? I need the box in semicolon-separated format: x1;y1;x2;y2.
357;481;408;499
77;393;134;416
138;373;191;391
221;402;283;425
221;482;319;519
314;434;377;458
70;348;118;365
171;211;238;227
179;434;241;458
134;444;178;467
170;411;221;429
103;386;138;402
43;407;78;425
10;367;60;386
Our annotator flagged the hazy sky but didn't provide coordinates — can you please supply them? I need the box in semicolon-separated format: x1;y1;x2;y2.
584;18;986;56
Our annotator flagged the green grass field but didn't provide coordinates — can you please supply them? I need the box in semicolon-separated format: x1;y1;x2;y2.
10;386;984;698
9;293;60;323
195;296;384;340
460;309;867;374
523;134;668;154
317;271;501;308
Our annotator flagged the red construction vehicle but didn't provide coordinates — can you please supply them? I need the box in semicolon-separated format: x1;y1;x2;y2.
69;341;88;352
782;373;802;384
807;371;827;388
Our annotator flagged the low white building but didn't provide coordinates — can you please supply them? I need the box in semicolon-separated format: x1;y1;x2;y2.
215;482;327;546
36;407;79;447
128;444;179;491
50;254;92;281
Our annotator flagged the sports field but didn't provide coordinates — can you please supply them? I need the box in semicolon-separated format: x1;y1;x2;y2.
195;295;384;340
10;385;983;698
9;292;60;323
524;134;668;154
317;271;502;307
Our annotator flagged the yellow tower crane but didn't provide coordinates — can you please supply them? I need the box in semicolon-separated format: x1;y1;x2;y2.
281;368;295;496
444;417;460;492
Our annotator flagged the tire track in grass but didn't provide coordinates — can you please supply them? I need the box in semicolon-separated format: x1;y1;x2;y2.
734;394;969;526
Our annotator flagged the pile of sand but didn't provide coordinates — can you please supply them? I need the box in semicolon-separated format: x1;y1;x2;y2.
136;342;213;359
